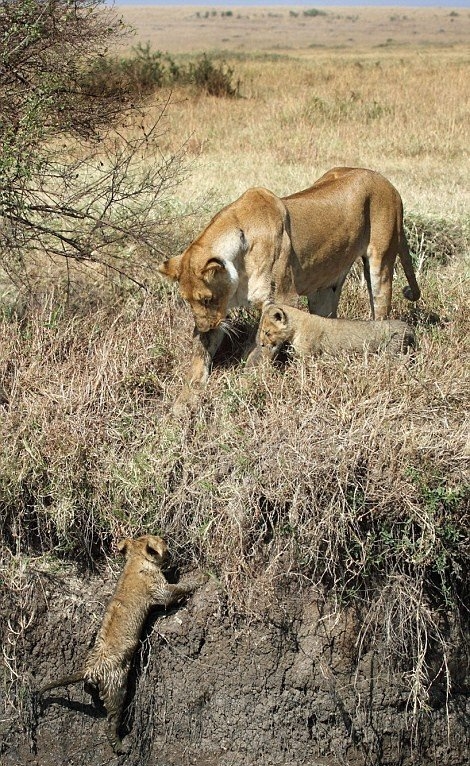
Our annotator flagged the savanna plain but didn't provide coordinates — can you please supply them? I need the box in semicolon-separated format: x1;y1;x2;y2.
1;5;469;761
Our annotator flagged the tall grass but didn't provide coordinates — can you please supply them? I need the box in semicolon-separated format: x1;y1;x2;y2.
1;262;468;718
1;42;469;725
155;51;469;220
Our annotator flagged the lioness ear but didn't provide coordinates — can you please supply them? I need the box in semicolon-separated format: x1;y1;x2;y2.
158;255;183;282
202;257;225;280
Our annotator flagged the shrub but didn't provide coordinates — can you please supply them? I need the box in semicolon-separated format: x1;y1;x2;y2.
188;54;239;98
82;47;240;99
83;43;179;98
303;8;327;18
404;212;469;271
0;0;187;296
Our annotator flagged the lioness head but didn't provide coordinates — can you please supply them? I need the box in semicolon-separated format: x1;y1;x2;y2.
257;304;292;352
158;229;246;333
117;534;170;569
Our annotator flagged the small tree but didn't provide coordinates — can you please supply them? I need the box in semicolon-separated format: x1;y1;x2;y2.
0;0;185;298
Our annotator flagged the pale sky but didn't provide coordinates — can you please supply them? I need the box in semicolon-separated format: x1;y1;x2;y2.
111;1;469;7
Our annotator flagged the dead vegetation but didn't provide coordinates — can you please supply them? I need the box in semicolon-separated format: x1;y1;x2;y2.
0;4;469;744
1;255;468;721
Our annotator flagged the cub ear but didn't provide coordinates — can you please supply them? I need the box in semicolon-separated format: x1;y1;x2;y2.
117;538;129;555
271;306;287;325
146;536;168;562
146;538;162;555
158;255;183;282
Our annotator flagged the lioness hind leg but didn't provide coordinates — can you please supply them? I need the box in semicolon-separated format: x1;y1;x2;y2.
365;239;397;320
361;256;375;316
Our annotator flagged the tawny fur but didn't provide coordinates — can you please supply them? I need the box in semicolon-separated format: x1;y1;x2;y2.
39;535;206;753
158;167;420;410
255;303;415;360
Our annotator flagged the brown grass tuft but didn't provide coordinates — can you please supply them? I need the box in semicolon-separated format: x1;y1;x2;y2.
1;22;469;728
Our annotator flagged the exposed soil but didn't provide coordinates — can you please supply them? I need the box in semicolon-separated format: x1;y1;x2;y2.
1;566;468;766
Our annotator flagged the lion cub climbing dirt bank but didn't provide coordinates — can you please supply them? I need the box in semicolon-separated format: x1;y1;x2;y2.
39;535;206;754
254;303;415;360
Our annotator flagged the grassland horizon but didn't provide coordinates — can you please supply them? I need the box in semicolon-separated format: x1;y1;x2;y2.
116;5;470;55
1;2;468;736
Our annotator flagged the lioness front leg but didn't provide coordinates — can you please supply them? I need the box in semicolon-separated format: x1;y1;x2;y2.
173;326;225;414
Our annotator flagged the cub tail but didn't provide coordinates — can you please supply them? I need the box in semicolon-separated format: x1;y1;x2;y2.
39;670;84;694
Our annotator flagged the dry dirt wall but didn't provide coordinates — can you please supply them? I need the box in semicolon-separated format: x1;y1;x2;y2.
0;569;468;766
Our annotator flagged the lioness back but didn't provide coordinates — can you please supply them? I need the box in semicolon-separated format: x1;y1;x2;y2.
258;303;415;357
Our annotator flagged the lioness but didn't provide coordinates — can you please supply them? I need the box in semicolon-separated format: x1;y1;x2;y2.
159;167;420;409
254;303;415;359
39;535;206;754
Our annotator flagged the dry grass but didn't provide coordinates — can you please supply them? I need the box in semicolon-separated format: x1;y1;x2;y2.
110;7;470;222
1;262;469;716
1;6;469;726
154;51;469;222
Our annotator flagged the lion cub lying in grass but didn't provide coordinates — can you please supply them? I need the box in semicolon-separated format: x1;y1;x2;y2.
255;303;415;360
39;535;206;754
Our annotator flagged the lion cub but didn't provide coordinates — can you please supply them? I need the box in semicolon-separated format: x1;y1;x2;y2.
39;535;206;753
256;303;415;359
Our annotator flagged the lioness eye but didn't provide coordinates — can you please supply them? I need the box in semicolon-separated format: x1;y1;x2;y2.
202;297;212;307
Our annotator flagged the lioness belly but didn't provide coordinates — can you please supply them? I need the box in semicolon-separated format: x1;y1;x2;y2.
284;198;367;294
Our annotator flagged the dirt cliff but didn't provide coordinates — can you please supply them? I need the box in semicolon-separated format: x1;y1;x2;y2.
1;564;468;766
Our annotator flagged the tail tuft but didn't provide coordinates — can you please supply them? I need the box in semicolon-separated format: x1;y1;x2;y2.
403;284;421;302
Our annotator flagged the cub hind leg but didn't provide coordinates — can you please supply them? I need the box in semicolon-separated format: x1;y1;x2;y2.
97;670;128;754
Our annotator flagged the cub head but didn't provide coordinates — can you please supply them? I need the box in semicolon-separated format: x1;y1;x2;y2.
117;535;170;569
158;229;246;333
257;304;292;352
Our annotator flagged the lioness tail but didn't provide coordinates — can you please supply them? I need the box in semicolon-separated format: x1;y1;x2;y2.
399;231;421;302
